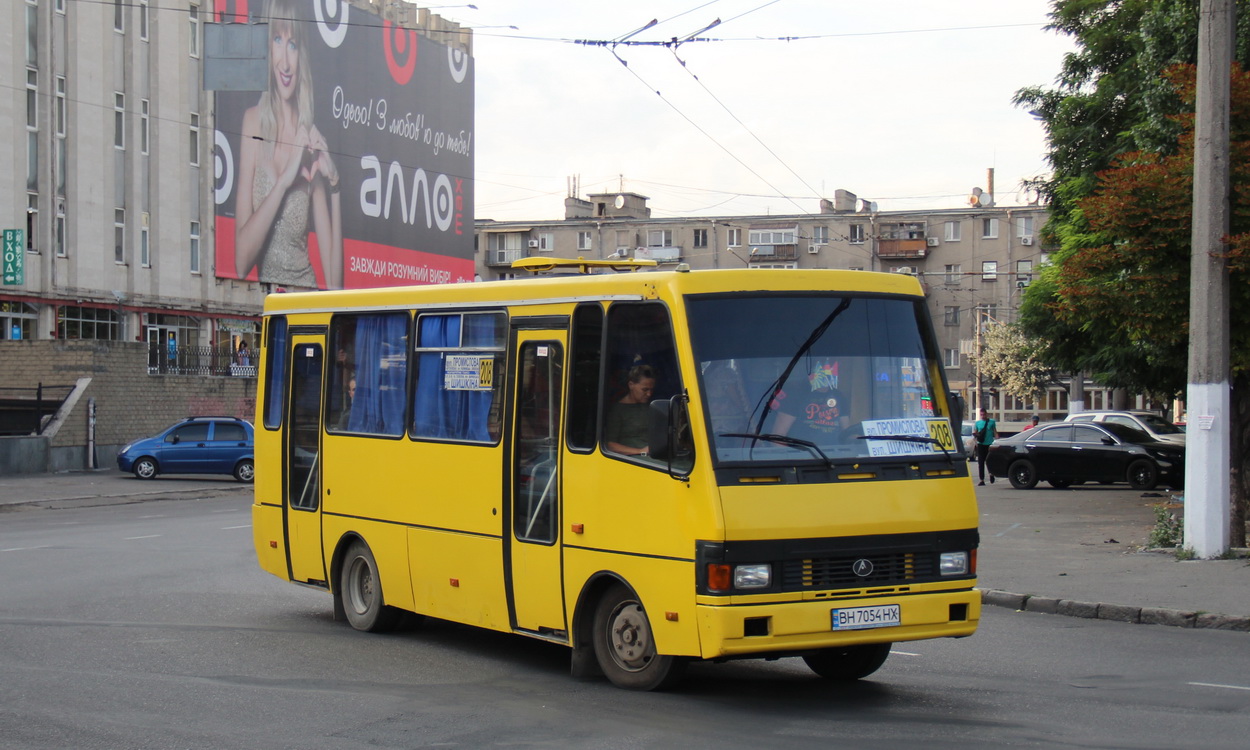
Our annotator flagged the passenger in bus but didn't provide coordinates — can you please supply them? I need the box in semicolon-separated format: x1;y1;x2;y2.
336;376;356;430
703;361;751;437
233;0;343;289
604;364;656;457
772;362;850;440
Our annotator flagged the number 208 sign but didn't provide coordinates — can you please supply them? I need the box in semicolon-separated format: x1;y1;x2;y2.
3;230;24;286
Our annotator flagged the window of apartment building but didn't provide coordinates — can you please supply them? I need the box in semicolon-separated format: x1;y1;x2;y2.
849;223;864;244
114;209;126;264
693;228;708;248
139;0;149;40
190;113;201;165
55;207;66;258
189;2;201;58
753;262;797;270
537;232;554;252
749;228;795;245
648;229;673;247
982;218;998;238
1017;215;1035;238
56;0;65;14
140;217;150;267
981;260;997;281
944;306;960;326
1;302;38;340
1016;259;1033;285
26;1;38;65
26;195;38;252
811;225;828;245
58;306;120;340
141;100;150;155
943;348;960;369
114;93;125;150
26;69;38;190
190;221;201;273
576;231;592;251
114;0;124;32
55;77;66;196
55;77;66;137
944;263;961;285
727;227;742;247
944;220;961;242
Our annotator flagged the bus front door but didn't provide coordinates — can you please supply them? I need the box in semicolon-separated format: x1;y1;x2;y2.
286;339;327;585
507;333;567;636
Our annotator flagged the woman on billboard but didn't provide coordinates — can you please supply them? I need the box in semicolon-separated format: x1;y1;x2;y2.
234;0;342;289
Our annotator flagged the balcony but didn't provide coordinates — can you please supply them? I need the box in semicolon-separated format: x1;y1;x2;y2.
487;248;527;267
877;239;928;259
635;246;683;262
748;244;798;261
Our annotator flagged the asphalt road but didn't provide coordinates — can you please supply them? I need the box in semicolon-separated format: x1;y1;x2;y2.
1;494;1248;749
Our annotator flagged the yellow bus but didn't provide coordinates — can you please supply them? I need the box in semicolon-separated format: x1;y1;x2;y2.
252;264;979;690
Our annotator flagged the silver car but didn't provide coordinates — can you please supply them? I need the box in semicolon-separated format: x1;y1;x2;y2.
1063;411;1185;446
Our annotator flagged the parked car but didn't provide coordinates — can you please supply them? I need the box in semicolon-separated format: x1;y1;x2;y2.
117;416;255;482
985;421;1183;490
1064;410;1185;445
961;421;977;457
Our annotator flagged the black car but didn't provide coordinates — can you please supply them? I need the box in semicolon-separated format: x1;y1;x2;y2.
984;421;1184;490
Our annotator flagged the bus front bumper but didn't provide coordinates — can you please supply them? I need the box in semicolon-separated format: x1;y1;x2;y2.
695;588;980;660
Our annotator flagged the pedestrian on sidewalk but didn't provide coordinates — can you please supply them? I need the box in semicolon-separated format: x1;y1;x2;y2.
975;408;997;485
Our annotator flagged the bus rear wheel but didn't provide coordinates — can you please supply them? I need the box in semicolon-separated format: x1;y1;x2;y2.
592;583;686;691
802;642;892;680
340;541;400;633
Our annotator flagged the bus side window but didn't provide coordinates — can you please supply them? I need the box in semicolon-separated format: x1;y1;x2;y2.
600;302;681;459
566;303;604;452
328;313;408;436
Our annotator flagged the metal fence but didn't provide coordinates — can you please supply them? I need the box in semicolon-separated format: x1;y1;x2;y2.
147;344;256;378
0;383;76;436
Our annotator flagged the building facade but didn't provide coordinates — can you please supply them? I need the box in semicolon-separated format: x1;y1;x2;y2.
475;189;1059;424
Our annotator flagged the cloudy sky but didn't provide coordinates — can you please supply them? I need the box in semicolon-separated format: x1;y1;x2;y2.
438;0;1074;221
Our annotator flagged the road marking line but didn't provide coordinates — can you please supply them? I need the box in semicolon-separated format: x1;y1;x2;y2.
221;525;251;530
890;650;920;656
995;523;1022;537
125;535;162;540
1;546;51;552
1188;681;1250;692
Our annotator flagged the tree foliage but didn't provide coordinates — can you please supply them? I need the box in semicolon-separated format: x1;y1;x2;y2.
971;322;1058;406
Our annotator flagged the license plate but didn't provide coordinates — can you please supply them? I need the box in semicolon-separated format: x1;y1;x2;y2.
830;604;901;630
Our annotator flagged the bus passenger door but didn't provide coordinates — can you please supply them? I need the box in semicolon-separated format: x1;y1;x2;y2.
507;333;567;636
286;339;327;585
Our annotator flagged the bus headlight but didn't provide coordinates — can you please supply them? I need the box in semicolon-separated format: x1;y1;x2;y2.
939;551;969;576
734;564;771;589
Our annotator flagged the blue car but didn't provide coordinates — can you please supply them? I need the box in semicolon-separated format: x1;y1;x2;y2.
117;416;255;482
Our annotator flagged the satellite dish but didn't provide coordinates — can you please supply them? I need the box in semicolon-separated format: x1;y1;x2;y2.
614;194;625;210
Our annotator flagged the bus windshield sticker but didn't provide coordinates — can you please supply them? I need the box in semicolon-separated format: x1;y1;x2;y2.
861;418;951;456
445;354;494;391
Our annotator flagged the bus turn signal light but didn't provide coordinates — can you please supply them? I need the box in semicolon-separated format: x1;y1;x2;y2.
707;564;732;592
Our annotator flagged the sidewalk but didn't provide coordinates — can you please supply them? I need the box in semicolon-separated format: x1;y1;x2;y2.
1;468;1247;631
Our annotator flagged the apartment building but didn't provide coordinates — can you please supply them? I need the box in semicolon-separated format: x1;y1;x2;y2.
475;189;1052;416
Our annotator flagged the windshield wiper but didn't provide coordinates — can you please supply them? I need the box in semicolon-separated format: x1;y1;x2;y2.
753;298;853;435
719;432;833;466
855;434;954;462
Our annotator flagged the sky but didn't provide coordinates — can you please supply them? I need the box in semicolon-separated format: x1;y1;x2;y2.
432;0;1076;222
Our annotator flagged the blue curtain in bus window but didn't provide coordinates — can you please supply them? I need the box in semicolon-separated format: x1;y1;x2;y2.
413;314;494;442
264;317;288;430
348;313;408;436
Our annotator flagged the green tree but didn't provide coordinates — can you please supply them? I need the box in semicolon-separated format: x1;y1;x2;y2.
972;321;1058;407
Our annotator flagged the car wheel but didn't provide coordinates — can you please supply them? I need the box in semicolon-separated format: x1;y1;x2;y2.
592;583;686;691
1127;459;1158;490
339;541;401;633
1008;460;1038;489
133;457;158;480
803;642;892;681
1048;478;1073;489
233;459;255;483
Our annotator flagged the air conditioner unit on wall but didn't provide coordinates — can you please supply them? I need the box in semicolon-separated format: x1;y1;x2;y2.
528;239;540;248
1021;236;1034;246
926;237;939;247
808;244;821;254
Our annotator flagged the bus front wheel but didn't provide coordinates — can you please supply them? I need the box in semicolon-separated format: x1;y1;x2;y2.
802;642;891;680
339;541;400;633
592;583;686;691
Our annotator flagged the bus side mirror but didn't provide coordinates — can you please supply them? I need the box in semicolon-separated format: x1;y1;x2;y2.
949;391;966;427
648;395;694;479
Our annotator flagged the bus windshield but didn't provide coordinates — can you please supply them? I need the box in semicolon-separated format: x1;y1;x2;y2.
687;294;952;465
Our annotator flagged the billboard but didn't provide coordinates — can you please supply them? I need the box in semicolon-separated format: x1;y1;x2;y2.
213;0;474;290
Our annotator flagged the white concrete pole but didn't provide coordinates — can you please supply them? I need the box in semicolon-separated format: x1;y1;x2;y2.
1184;0;1233;557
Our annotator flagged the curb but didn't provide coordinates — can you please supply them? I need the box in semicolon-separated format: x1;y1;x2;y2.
979;588;1250;632
0;486;252;512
